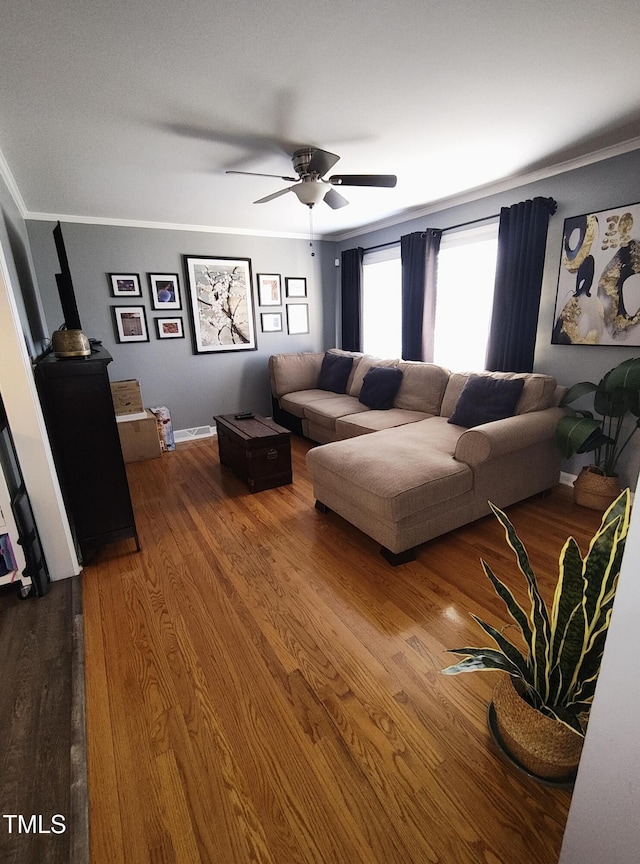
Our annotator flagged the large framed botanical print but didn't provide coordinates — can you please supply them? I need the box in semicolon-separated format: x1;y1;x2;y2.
552;201;640;346
183;256;257;354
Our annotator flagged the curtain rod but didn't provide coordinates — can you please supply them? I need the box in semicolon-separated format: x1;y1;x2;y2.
362;213;501;254
443;212;501;233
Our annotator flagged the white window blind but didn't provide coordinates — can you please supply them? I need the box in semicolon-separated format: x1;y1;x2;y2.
362;244;402;358
434;221;499;371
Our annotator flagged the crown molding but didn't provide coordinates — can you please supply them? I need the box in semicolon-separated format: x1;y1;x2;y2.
0;146;28;218
4;135;640;244
24;212;313;241
327;135;640;243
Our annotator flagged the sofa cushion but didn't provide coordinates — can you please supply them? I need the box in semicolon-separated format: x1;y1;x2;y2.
359;367;404;410
348;355;400;397
440;370;558;417
303;395;370;430
280;389;340;418
318;352;354;393
448;376;525;428
269;352;323;399
336;409;432;438
394;361;450;415
307;420;472;522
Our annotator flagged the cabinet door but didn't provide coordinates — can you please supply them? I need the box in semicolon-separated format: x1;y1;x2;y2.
35;351;138;559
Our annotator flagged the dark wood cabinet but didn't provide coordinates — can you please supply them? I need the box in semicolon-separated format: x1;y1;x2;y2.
34;346;139;561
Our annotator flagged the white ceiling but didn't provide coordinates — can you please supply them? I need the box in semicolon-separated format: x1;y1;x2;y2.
2;0;640;240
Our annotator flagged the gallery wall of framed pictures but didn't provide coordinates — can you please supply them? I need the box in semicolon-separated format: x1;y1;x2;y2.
254;272;310;336
107;270;185;346
106;263;311;348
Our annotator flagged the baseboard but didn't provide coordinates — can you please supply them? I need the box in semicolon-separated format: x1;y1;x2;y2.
174;425;215;443
174;416;275;443
560;471;577;487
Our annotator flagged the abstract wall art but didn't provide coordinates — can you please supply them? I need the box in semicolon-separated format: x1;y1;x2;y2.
552;201;640;346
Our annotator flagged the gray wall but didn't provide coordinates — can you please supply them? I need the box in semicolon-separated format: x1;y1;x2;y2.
22;148;640;482
27;221;337;431
333;148;640;489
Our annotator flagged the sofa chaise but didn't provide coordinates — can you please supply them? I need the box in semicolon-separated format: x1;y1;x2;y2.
268;350;565;564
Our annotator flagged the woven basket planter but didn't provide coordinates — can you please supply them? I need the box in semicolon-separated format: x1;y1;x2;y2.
573;466;621;511
491;676;583;782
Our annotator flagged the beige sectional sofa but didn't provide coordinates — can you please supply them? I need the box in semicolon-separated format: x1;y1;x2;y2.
268;349;565;564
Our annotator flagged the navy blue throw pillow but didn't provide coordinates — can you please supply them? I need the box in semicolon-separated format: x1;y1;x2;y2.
448;376;525;428
317;353;354;393
358;366;404;410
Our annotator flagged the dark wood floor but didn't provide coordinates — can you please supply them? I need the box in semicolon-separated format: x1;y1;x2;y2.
80;435;605;864
0;576;77;864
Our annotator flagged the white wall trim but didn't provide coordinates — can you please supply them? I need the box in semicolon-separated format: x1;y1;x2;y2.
328;135;640;242
4;136;639;243
0;146;28;219
0;245;80;580
560;471;578;487
23;212;312;241
174;425;215;443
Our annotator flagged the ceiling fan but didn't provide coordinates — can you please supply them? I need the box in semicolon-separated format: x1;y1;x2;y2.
226;146;397;209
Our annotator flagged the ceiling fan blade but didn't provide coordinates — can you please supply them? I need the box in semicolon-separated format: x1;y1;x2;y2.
329;174;397;188
323;188;349;210
253;187;293;204
227;170;298;181
307;148;340;177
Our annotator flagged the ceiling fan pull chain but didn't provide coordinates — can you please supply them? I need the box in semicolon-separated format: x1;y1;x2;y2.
309;206;315;257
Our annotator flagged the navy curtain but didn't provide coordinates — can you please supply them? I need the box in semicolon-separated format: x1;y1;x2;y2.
341;247;364;351
401;229;442;361
485;196;557;372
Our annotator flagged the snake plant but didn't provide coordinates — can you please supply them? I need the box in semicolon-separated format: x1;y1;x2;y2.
441;489;630;736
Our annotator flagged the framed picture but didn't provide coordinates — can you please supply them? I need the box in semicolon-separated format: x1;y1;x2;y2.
183;255;257;354
257;273;282;306
112;305;149;343
285;277;307;298
286;303;309;335
260;312;283;333
148;273;181;310
109;273;141;297
155;317;185;339
552;200;640;346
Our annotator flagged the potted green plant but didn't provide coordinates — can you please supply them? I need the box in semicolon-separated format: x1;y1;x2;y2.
441;488;630;782
556;357;640;509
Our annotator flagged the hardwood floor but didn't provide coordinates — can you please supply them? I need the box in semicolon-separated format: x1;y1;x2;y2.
82;436;604;864
0;576;80;864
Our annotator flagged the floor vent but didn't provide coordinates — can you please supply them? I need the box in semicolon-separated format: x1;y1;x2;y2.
174;425;214;442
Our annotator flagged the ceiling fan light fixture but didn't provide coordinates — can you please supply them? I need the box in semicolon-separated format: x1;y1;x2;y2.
292;180;330;207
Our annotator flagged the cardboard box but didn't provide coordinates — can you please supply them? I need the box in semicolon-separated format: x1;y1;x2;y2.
117;410;162;463
111;379;143;416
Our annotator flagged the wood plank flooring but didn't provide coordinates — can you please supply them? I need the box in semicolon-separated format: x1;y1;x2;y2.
0;577;74;864
82;435;604;864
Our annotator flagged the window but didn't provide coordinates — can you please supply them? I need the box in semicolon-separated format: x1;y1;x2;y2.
362;245;402;358
433;222;498;371
359;223;498;367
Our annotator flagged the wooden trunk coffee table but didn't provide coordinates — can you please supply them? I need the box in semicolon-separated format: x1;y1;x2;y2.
214;413;292;493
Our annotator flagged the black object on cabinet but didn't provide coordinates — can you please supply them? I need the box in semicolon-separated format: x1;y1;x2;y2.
34;346;140;562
